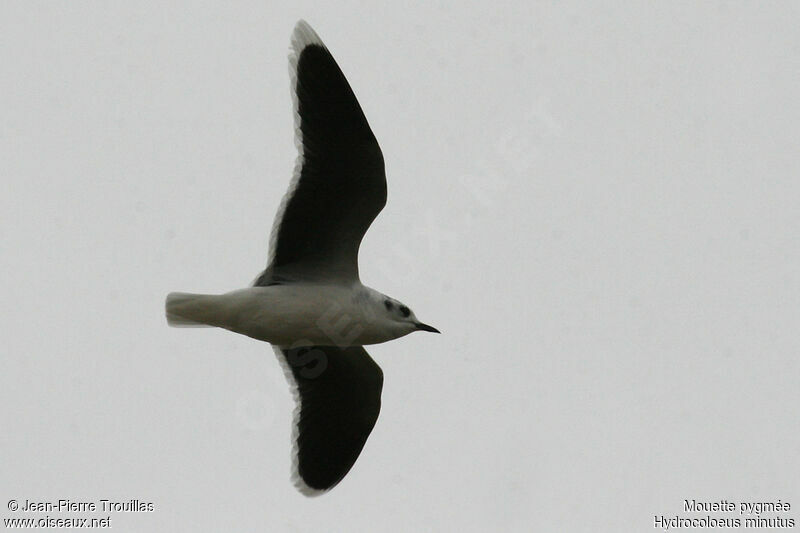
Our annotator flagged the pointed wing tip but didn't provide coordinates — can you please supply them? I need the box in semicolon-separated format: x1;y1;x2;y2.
292;20;325;52
292;471;332;497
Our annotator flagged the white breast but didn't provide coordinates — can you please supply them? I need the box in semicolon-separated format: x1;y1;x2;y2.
212;284;377;346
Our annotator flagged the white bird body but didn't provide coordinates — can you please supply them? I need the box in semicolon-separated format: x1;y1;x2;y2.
166;284;416;347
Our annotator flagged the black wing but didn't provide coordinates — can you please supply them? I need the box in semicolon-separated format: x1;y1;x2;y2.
275;345;383;494
255;21;386;286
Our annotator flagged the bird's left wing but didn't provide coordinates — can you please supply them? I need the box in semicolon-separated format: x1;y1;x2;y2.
273;344;383;495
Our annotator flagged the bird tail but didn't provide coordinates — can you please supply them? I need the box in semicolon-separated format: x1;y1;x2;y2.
165;292;218;327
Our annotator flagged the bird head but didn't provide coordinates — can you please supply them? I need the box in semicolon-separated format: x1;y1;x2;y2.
379;295;440;336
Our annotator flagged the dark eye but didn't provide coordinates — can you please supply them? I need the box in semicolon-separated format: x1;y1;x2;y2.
384;300;394;311
399;305;410;318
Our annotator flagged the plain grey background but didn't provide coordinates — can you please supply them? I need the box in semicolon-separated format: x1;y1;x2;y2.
2;2;798;531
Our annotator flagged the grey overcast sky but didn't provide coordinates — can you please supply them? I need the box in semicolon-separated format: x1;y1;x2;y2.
2;2;798;532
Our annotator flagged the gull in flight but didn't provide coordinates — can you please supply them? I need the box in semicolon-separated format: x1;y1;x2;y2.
165;20;439;495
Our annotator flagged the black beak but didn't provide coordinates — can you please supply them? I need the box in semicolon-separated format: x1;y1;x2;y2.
415;322;441;334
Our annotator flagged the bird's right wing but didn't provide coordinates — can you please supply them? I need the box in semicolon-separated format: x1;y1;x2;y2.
254;21;386;286
273;344;383;495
